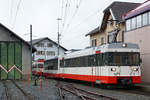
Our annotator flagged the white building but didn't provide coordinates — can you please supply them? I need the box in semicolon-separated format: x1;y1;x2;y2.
32;37;67;61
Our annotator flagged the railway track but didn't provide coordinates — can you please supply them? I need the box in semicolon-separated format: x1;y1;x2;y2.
55;81;118;100
2;81;10;100
2;80;33;100
115;86;150;97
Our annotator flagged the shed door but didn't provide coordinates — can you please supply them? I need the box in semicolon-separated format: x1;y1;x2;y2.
8;43;15;79
0;42;8;79
14;42;22;79
0;42;22;80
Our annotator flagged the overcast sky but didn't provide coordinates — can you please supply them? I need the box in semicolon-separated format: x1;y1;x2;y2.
0;0;145;50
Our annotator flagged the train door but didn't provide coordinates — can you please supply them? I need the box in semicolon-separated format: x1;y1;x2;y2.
95;52;103;77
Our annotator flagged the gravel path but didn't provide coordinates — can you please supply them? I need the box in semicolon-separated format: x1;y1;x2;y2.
16;79;80;100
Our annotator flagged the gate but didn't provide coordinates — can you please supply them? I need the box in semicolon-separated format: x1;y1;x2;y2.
0;42;22;80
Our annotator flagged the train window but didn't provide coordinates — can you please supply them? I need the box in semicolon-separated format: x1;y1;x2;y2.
85;56;88;67
76;57;80;67
60;60;64;67
96;54;104;66
88;55;95;66
38;64;43;68
106;52;140;66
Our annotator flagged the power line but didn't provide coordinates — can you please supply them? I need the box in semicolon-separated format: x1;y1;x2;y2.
10;0;14;24
60;0;64;18
62;0;71;29
62;0;82;34
12;0;23;29
62;0;114;43
63;0;113;35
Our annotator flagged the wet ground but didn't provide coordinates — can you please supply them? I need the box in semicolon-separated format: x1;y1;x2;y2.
0;78;150;100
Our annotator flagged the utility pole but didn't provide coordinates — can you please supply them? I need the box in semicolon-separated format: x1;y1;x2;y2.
57;18;62;69
30;25;32;79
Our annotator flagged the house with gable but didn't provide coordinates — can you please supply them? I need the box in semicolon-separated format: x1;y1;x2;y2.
32;37;67;61
86;1;140;47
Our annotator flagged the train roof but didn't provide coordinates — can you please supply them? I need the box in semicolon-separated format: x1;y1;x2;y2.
45;56;58;62
63;43;139;59
100;42;139;49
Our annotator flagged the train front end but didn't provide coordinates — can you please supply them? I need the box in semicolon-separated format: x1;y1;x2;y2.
100;43;141;85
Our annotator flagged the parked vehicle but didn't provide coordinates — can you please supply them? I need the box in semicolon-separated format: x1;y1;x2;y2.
35;43;141;85
32;59;44;76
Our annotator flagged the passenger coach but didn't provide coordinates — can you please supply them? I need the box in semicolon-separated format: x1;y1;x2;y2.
43;43;141;85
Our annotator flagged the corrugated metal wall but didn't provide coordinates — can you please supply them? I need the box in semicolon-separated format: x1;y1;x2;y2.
0;41;22;80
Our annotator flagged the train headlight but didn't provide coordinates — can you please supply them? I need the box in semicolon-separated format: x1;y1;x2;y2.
122;43;127;47
132;68;138;71
111;68;116;72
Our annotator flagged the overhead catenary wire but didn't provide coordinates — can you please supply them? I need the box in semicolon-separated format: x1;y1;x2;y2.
61;0;64;19
62;0;69;27
62;0;72;32
12;0;23;29
62;0;114;36
62;0;114;41
10;0;14;24
62;0;82;35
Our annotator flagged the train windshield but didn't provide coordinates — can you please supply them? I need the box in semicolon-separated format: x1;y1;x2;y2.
38;64;43;68
106;52;140;66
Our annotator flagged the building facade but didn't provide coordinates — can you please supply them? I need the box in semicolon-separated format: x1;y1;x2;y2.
0;23;35;79
86;2;140;47
32;37;67;61
123;0;150;83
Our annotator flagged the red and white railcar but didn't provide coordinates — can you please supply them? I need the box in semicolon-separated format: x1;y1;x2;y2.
32;59;44;76
43;43;141;85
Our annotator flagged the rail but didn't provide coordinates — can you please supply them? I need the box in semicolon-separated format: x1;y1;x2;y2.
11;80;34;100
56;82;118;100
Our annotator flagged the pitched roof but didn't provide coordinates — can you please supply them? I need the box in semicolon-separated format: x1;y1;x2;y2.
103;1;141;21
85;27;100;36
32;37;68;51
123;0;150;19
0;23;36;52
86;1;140;36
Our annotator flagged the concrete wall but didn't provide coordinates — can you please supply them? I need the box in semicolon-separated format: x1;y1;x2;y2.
22;44;31;78
0;25;31;79
125;25;150;83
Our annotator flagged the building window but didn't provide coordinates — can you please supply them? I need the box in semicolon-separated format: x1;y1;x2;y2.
47;43;53;47
37;43;44;47
36;51;41;55
108;35;114;43
148;12;150;24
101;37;104;45
47;51;55;56
131;17;136;29
126;19;131;31
122;31;124;42
92;39;96;47
36;51;45;55
137;15;142;28
143;12;148;26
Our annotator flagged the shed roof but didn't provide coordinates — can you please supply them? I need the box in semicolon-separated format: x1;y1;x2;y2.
104;1;140;21
0;23;36;52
